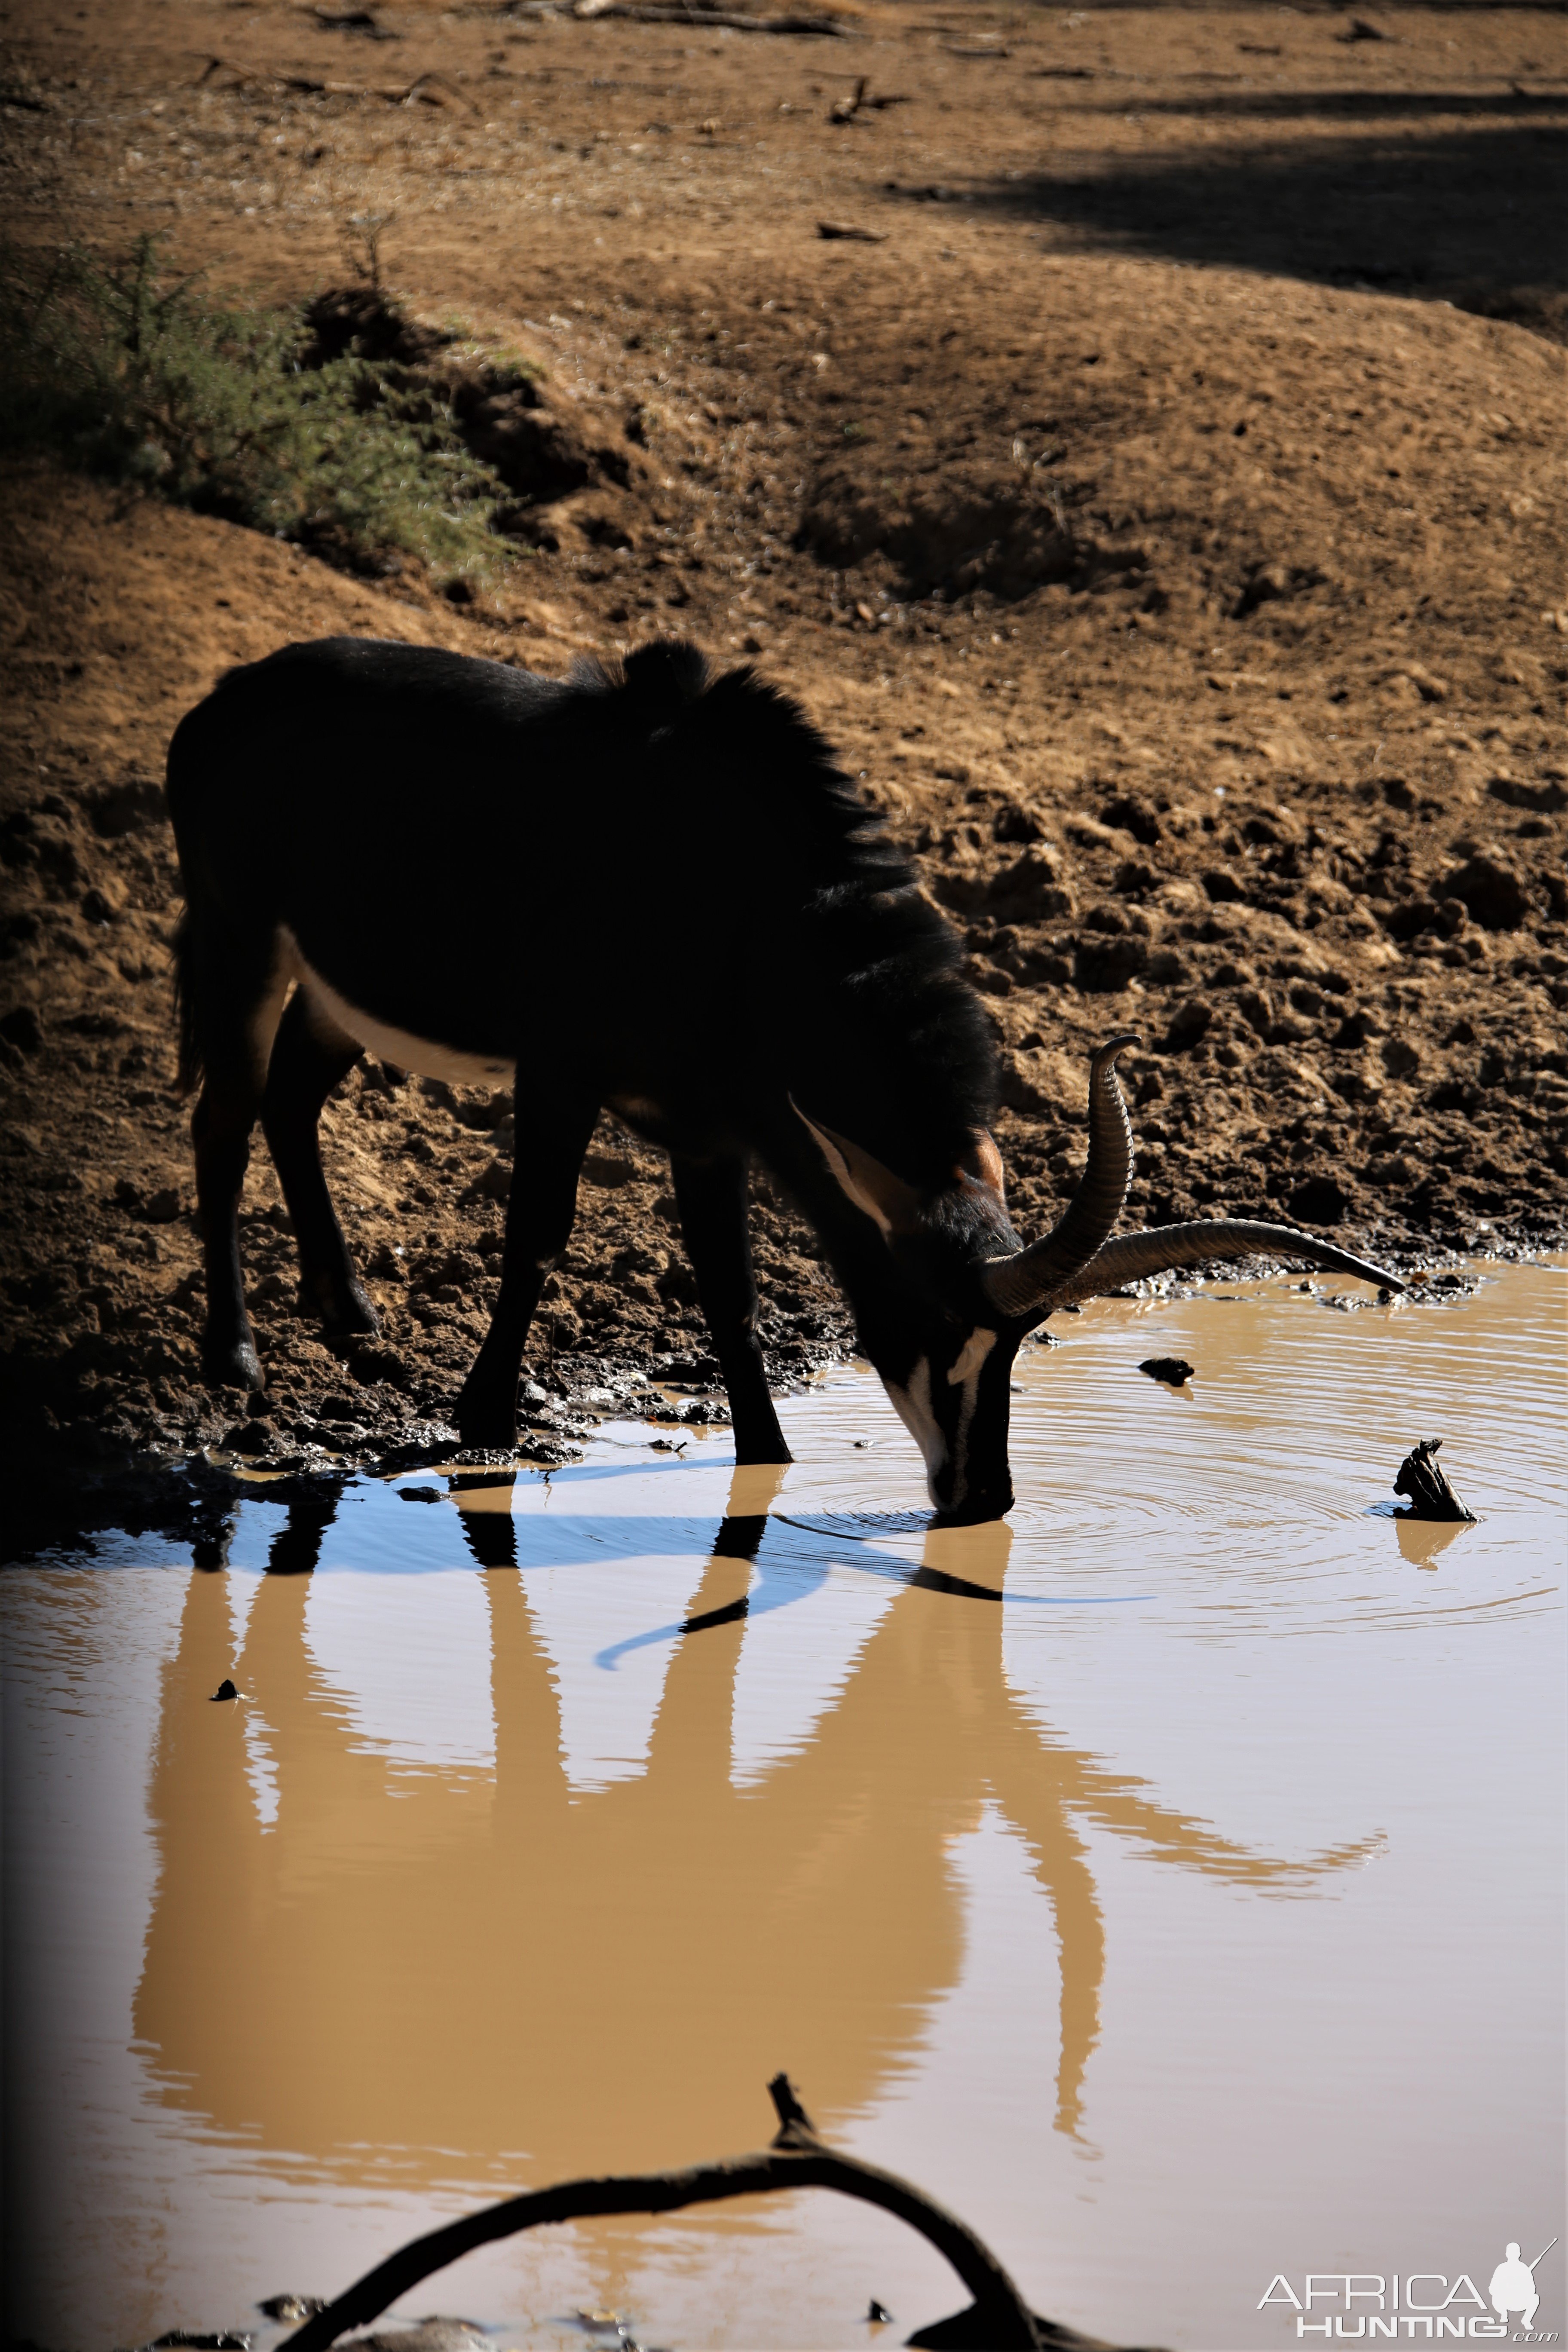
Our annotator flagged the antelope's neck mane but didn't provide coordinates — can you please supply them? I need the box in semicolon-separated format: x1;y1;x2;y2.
614;657;1000;1191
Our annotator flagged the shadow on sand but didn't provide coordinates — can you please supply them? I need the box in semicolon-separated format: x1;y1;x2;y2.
914;107;1564;334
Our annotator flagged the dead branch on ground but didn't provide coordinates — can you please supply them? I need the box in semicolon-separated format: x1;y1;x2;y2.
193;56;475;106
570;0;854;31
278;2074;1157;2352
829;77;910;120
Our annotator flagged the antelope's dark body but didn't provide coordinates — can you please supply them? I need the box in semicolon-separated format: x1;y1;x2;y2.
167;634;1404;1519
171;637;994;1170
167;637;1026;1517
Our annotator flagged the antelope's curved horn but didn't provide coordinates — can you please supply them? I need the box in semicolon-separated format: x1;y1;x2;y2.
981;1033;1139;1318
1044;1219;1407;1308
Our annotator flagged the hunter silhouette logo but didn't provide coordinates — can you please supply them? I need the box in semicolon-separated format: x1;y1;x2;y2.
1491;2241;1558;2333
1259;2240;1560;2339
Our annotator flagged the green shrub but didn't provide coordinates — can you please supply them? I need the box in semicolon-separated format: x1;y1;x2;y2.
0;233;510;585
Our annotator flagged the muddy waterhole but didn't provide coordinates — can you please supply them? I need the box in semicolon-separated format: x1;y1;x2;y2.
5;1264;1563;2352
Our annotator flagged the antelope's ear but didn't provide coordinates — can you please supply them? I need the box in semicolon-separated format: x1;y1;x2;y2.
791;1099;922;1238
956;1129;1006;1207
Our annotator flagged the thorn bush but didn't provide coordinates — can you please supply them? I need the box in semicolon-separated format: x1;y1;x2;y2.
0;233;511;588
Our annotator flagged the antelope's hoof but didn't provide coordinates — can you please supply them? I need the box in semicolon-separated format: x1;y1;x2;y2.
325;1290;380;1339
305;1275;380;1338
202;1331;264;1393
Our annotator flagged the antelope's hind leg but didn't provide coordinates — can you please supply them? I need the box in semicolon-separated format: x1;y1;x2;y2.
187;935;289;1393
262;989;377;1339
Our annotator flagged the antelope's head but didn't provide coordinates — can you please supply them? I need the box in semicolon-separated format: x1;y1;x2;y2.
799;1035;1406;1525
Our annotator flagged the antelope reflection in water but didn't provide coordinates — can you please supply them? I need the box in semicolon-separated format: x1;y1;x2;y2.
135;1469;1381;2203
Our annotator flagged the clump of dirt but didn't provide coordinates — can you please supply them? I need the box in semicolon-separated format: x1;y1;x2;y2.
797;465;1148;602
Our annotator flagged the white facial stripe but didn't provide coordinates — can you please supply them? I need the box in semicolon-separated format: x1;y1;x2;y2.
889;1335;1001;1508
940;1330;998;1508
883;1359;946;1481
949;1360;987;1503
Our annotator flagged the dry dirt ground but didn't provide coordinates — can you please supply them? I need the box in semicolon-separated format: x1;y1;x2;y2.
1;0;1565;1553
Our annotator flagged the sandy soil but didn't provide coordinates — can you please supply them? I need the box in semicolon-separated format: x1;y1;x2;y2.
1;0;1565;1548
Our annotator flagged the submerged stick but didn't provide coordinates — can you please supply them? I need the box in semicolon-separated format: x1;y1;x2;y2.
279;2075;1078;2352
1393;1436;1477;1523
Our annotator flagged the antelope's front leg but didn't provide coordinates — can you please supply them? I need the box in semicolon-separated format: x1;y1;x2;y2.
671;1153;791;1467
456;1090;600;1449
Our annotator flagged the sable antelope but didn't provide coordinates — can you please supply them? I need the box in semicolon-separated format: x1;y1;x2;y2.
166;637;1402;1522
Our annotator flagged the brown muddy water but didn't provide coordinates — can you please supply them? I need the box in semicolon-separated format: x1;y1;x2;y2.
4;1263;1564;2352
